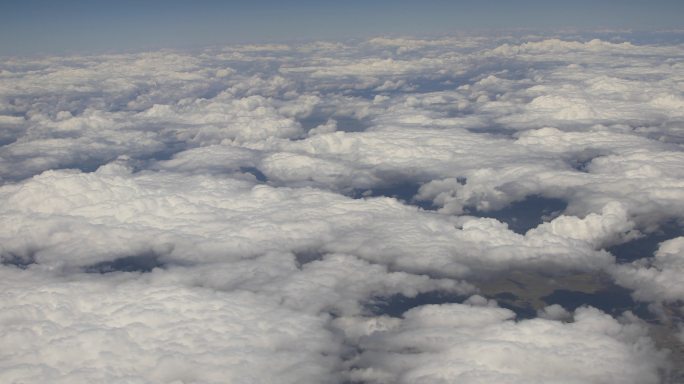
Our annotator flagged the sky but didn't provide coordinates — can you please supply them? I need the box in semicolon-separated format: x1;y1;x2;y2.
1;0;684;55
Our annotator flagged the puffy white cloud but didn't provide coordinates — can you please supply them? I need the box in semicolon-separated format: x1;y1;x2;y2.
248;122;684;235
2;32;683;382
527;202;636;249
487;38;680;58
537;304;572;321
0;164;619;278
612;237;684;303
0;267;341;384
345;302;666;384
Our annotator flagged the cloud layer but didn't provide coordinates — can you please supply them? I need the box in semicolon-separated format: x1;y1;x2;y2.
1;32;683;382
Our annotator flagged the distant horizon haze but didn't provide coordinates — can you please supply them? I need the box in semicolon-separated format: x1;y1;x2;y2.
1;0;684;56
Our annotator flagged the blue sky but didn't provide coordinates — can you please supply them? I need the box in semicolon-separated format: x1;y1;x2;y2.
1;0;683;55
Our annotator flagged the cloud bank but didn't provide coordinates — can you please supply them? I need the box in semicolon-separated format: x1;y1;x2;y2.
1;32;683;382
